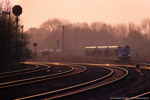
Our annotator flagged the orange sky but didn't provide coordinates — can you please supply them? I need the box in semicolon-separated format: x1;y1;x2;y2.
13;0;150;30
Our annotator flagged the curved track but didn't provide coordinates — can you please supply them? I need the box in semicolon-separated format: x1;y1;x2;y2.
0;62;131;100
0;64;74;89
14;63;128;100
0;64;51;83
0;64;39;78
0;63;110;100
126;91;150;100
0;63;37;76
0;63;87;100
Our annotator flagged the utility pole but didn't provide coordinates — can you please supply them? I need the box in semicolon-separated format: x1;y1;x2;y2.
62;25;64;54
57;40;59;49
58;25;65;55
20;25;24;45
20;25;24;61
33;43;37;58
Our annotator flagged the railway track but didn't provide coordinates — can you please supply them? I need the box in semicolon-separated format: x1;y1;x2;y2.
0;64;51;79
0;64;87;100
0;64;74;89
0;64;51;83
0;64;39;78
0;63;111;100
14;63;128;100
126;91;150;100
1;62;149;100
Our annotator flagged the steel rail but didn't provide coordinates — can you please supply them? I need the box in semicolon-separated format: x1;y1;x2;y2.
14;65;113;100
44;66;128;100
125;91;150;100
0;64;50;86
0;64;39;76
0;65;82;89
0;64;50;79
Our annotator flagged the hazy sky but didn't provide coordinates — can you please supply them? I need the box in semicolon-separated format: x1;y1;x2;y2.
13;0;150;30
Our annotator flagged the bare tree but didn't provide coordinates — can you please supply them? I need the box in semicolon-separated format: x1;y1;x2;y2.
28;18;150;59
141;18;150;39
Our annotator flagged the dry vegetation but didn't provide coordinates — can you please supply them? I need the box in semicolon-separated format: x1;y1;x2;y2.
27;18;150;61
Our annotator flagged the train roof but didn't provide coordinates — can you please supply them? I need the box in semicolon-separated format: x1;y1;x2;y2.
85;45;129;49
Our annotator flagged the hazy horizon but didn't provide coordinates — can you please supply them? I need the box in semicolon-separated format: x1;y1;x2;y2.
13;0;150;30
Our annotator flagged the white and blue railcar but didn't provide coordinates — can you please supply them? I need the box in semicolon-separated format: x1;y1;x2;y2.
85;45;131;60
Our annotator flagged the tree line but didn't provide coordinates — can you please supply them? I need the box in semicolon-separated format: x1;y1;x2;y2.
28;19;150;60
0;1;31;66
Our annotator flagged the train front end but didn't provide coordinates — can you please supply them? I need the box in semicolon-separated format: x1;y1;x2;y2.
118;46;131;60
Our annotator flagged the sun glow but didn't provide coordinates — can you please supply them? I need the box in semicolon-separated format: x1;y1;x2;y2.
12;0;150;30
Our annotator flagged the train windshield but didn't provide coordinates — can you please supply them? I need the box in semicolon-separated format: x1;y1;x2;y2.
118;46;130;55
